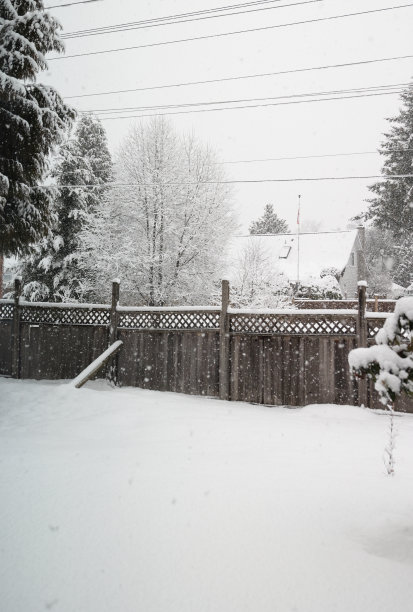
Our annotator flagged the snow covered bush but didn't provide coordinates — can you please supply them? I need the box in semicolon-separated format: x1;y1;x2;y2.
231;274;292;309
295;274;342;300
0;0;75;256
320;267;340;281
349;297;413;405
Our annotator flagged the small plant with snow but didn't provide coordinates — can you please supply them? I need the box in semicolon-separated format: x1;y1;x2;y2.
349;297;413;405
349;296;413;475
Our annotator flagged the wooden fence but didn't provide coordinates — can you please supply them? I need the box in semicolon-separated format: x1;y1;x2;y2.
0;279;411;411
293;298;396;312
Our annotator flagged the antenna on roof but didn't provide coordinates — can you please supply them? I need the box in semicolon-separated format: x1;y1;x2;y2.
297;194;301;287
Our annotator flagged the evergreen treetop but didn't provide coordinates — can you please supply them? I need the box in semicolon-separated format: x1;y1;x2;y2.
0;0;75;256
249;204;289;235
365;85;413;239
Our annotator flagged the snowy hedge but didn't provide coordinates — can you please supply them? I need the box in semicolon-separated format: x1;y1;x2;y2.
349;297;413;404
294;274;342;300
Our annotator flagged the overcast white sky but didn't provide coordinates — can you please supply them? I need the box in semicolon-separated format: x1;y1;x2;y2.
43;0;413;232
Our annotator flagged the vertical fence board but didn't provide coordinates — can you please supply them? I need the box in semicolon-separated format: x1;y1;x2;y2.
230;334;239;401
281;336;291;405
0;321;12;376
207;332;219;397
298;337;306;406
262;337;273;405
303;337;320;405
272;337;283;405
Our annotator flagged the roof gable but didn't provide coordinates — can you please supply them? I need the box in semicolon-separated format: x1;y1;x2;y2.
224;230;359;283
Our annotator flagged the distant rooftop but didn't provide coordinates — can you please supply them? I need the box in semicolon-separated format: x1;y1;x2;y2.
224;230;359;283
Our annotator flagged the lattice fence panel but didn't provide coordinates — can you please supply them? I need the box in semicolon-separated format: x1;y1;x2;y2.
19;305;110;326
367;319;385;339
118;310;220;330
230;313;357;335
0;302;14;320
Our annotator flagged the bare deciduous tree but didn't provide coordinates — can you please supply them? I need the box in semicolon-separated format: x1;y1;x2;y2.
81;117;236;305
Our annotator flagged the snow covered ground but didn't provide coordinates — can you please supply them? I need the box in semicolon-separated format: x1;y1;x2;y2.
1;379;413;612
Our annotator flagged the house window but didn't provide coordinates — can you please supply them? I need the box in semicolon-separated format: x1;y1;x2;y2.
279;245;291;259
350;252;355;266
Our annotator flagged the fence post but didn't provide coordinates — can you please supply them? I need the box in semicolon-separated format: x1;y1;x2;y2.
219;279;230;401
11;277;22;379
108;279;120;385
356;281;368;406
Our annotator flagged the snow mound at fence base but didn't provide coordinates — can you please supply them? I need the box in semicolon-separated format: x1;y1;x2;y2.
1;379;413;612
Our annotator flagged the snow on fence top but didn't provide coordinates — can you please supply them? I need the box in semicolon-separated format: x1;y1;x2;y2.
227;307;357;316
19;300;110;309
365;312;390;319
116;305;220;313
0;299;389;336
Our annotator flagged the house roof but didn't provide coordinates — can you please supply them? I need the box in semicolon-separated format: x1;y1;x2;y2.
224;230;359;283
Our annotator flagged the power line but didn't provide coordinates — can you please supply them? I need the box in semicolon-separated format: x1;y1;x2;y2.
62;0;285;37
45;148;413;177
61;0;323;39
46;0;103;8
96;89;408;121
48;3;413;61
48;174;413;188
64;53;413;100
83;82;410;114
217;149;413;164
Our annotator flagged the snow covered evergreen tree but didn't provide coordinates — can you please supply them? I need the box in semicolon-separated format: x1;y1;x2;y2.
249;204;289;234
365;85;413;238
358;84;413;293
0;0;75;258
81;117;236;305
392;234;413;288
20;114;112;302
364;227;393;297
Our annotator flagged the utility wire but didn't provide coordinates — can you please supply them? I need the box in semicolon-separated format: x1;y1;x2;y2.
96;89;408;121
46;174;413;188
64;53;413;100
83;82;410;114
216;149;413;164
61;0;323;39
62;0;298;37
62;0;286;37
46;149;413;178
53;149;413;175
46;0;103;8
48;3;413;61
